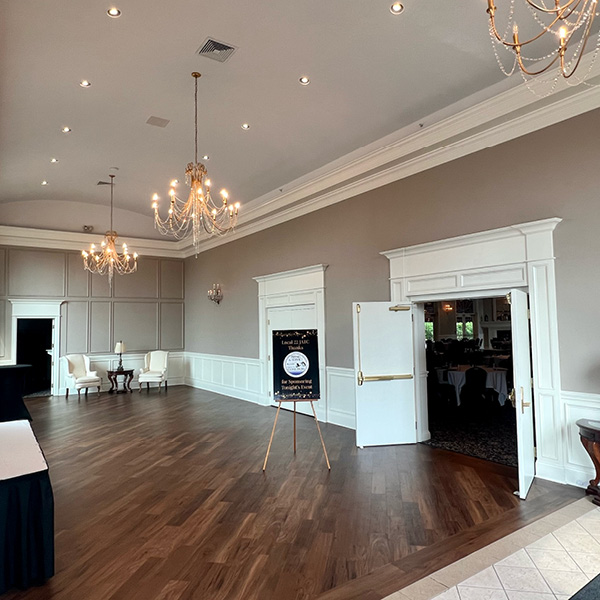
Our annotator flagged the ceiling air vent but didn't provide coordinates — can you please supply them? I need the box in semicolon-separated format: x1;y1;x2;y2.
197;38;237;63
146;116;170;128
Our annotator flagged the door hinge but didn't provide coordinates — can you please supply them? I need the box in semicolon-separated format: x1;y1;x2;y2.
267;319;270;325
356;304;361;313
531;377;534;388
415;421;418;430
268;391;272;397
506;292;512;305
534;446;537;458
268;355;271;361
527;309;531;319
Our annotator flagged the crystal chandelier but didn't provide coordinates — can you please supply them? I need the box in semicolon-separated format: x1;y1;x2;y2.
152;72;240;256
82;174;138;287
486;0;600;82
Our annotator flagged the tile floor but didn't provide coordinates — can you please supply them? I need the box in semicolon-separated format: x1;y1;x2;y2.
385;498;600;600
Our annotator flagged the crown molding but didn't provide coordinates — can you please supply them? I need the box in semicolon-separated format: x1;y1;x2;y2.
5;57;600;259
0;225;186;258
179;58;600;257
381;218;562;260
253;263;328;283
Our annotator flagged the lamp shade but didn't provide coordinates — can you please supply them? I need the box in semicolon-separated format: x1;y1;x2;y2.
114;341;125;354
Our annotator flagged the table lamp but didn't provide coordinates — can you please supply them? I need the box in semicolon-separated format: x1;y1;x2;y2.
114;341;125;371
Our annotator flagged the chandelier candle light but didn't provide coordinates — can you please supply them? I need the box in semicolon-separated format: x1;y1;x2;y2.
82;174;138;287
152;72;240;256
486;0;600;81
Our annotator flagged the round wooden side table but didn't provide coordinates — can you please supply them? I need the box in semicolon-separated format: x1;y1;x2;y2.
107;369;134;394
576;418;600;506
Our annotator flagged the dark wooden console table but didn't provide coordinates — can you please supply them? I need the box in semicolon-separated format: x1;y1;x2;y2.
107;369;134;394
576;418;600;506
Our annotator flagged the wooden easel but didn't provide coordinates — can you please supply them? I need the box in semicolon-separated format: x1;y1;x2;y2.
262;399;330;471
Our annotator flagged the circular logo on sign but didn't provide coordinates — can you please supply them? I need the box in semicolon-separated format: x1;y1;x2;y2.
283;351;309;378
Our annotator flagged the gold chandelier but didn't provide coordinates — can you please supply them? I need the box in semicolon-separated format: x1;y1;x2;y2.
82;174;138;287
152;72;240;256
487;0;600;81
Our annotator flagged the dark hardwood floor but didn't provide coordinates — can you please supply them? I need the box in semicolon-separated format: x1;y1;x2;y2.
3;387;581;600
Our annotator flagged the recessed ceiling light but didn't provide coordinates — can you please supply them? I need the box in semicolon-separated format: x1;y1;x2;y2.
61;126;71;133
241;123;250;130
79;80;92;88
107;7;121;17
41;180;48;186
50;158;59;163
203;155;209;160
390;2;404;14
299;76;310;85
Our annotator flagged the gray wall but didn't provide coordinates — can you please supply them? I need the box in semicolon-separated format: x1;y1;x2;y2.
0;248;184;359
185;106;600;394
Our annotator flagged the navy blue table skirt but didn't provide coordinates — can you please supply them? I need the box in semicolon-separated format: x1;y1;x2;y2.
571;573;600;599
0;470;54;594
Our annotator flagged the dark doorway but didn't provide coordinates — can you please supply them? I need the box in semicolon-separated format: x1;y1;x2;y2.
421;297;518;467
16;318;53;397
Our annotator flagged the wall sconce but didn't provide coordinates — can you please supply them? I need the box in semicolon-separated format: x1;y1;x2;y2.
442;302;453;313
208;284;223;304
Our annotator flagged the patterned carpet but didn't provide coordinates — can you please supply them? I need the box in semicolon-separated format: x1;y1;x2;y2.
421;409;518;467
23;389;51;399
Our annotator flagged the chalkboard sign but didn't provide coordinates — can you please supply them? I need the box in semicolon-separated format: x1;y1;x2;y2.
272;329;320;401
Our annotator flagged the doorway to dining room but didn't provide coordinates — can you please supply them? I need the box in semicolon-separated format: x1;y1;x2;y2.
421;296;521;468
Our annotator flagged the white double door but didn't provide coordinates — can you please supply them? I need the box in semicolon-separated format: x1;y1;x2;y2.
267;304;325;419
353;289;536;500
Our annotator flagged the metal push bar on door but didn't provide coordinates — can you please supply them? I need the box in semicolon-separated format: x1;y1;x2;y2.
357;372;413;386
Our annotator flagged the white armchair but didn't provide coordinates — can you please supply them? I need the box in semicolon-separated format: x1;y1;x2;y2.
62;354;101;399
138;351;169;392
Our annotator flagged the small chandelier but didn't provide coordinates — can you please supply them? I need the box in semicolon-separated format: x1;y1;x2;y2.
486;0;600;82
82;174;138;287
152;72;240;256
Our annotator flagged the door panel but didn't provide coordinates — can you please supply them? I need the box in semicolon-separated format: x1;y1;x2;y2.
267;305;322;418
510;289;535;500
353;302;416;447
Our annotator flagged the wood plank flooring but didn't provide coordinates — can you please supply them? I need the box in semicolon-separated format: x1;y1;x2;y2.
3;387;582;600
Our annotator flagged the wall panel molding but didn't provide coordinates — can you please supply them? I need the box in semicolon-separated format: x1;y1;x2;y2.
561;390;600;488
326;367;355;429
184;351;262;405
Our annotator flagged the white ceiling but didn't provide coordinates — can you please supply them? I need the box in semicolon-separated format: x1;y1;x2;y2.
0;1;528;240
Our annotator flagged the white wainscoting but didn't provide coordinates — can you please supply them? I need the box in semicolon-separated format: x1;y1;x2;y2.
184;352;262;405
561;390;600;488
57;351;185;396
326;367;355;429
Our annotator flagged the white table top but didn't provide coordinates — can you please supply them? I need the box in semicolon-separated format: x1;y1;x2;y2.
0;420;48;480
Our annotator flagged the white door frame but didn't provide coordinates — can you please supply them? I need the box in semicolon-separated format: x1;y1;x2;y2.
254;265;328;417
381;218;564;484
9;299;64;396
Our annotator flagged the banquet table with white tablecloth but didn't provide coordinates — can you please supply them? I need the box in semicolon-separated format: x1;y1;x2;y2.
446;366;509;406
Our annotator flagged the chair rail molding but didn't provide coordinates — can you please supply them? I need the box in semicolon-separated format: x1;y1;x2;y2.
382;218;566;485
